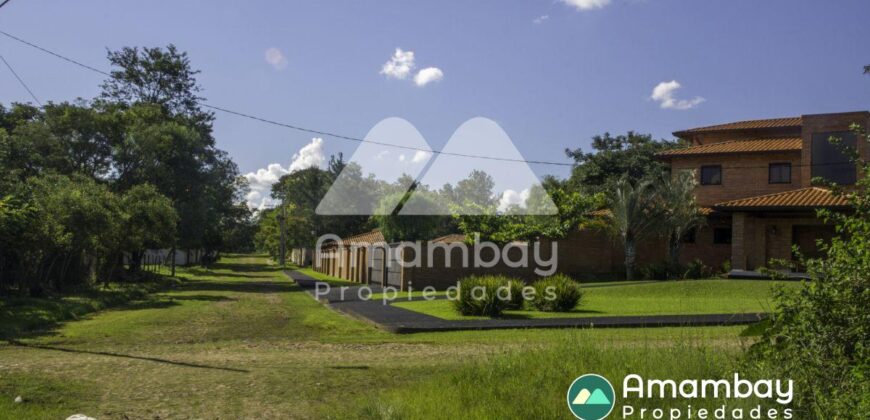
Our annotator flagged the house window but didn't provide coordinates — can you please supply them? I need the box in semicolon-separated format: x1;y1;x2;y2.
769;163;792;184
700;165;722;185
681;228;697;244
713;228;732;245
811;131;857;185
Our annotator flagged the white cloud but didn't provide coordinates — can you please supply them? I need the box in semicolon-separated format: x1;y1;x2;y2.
398;153;406;162
264;47;288;70
380;48;415;80
533;14;550;24
498;188;531;212
650;80;705;110
414;67;444;87
561;0;612;11
411;150;431;163
243;138;326;209
288;137;326;172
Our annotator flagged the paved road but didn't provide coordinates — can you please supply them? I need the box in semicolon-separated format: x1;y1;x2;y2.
285;270;766;333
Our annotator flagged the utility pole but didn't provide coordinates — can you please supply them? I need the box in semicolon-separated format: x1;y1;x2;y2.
279;200;287;267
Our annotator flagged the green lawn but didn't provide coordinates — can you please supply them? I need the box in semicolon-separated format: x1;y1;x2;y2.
392;279;797;320
0;255;763;419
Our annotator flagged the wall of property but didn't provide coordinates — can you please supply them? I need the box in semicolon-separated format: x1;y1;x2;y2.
669;152;803;207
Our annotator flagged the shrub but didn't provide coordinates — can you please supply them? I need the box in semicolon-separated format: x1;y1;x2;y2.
452;275;519;316
682;259;712;279
504;279;526;310
747;125;870;416
641;261;672;280
529;274;582;312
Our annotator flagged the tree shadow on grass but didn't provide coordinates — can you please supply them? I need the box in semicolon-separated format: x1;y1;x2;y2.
177;281;299;294
5;340;249;373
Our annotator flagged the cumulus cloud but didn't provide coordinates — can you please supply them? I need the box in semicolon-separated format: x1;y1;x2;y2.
414;67;444;87
533;14;550;24
243;138;326;209
561;0;612;11
650;80;705;110
288;137;326;172
411;150;431;163
498;189;531;212
380;48;415;80
264;47;288;70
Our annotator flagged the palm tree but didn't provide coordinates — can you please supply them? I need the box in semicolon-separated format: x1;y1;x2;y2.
655;171;706;275
606;177;661;280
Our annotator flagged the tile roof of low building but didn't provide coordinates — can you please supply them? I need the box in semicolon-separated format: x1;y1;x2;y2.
673;117;802;137
713;187;850;211
431;234;466;243
657;137;802;158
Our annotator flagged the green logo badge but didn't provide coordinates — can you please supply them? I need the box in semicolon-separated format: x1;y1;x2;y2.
567;374;616;420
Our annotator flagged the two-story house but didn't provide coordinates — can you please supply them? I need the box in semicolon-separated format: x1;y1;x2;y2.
658;111;868;274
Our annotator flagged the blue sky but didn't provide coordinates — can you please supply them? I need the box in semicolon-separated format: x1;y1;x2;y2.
1;0;868;207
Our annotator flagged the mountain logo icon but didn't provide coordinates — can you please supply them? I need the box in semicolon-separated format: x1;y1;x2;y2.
567;374;616;420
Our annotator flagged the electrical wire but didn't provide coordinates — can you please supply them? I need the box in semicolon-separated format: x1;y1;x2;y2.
0;53;40;105
0;29;865;170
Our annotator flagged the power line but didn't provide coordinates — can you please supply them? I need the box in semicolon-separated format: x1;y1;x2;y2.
0;1;13;10
0;29;865;171
0;53;41;105
0;29;574;167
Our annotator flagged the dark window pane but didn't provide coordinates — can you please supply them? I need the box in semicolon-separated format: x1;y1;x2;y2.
681;228;697;244
812;131;857;185
700;165;722;185
769;163;792;184
713;228;732;245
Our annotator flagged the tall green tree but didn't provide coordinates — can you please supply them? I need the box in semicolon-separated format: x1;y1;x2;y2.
99;46;241;256
566;131;679;195
605;177;662;280
654;170;705;273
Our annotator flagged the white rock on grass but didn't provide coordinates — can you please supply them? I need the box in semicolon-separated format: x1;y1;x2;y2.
66;415;96;420
13;396;22;403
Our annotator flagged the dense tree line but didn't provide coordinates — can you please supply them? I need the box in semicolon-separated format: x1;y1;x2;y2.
0;46;248;295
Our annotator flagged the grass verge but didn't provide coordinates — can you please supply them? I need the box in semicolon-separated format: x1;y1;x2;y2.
392;279;797;320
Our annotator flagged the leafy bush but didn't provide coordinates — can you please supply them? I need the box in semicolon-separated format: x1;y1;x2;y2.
452;275;518;316
682;259;712;279
504;279;526;310
641;261;673;280
529;274;582;312
747;125;870;417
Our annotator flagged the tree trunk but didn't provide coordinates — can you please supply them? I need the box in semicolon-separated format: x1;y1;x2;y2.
669;233;682;277
170;247;176;277
128;250;143;273
624;239;637;281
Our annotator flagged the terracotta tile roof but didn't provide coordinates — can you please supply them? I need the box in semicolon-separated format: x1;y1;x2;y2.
657;137;802;158
713;187;850;211
674;117;801;136
344;229;385;244
432;234;466;243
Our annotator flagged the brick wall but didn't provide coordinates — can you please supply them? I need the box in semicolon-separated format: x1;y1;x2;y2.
670;152;803;207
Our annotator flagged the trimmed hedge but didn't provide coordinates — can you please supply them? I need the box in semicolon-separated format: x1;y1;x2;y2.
528;274;582;312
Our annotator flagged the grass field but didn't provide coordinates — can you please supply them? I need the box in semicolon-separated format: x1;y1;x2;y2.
0;255;764;419
392;279;796;320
